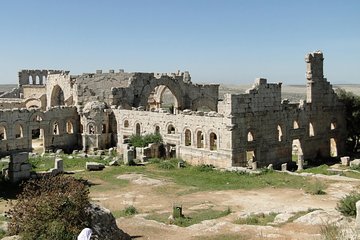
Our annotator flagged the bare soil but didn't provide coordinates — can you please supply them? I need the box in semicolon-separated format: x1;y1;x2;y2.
90;173;360;240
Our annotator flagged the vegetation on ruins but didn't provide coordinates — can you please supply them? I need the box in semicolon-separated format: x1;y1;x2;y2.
234;212;277;225
336;89;360;152
6;175;90;240
336;191;360;217
129;133;162;148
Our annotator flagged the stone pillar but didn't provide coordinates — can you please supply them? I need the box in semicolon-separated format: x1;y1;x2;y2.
251;162;257;170
356;200;360;229
55;158;64;172
123;148;134;165
297;154;304;171
281;163;287;172
341;156;350;166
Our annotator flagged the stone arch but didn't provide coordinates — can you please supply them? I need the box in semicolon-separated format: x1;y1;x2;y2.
25;98;42;109
277;125;283;142
66;120;74;134
247;131;254;142
192;97;217;111
53;121;60;135
293;120;299;129
196;129;204;148
209;132;217;150
135;123;141;135
184;128;192;146
87;122;96;134
14;122;24;138
167;123;176;134
50;85;65;106
0;122;7;140
309;122;315;137
137;78;184;110
154;125;160;134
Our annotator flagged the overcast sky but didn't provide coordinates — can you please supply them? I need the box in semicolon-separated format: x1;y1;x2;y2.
0;0;359;85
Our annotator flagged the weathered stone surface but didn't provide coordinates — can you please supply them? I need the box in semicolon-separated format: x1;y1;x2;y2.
350;159;360;168
85;203;131;240
341;156;350;166
86;162;105;171
356;200;360;229
281;163;287;171
109;160;119;166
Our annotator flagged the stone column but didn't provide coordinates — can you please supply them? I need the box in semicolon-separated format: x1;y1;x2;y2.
356;200;360;229
297;154;304;171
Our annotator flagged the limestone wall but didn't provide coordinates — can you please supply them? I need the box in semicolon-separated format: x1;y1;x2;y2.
0;106;80;157
114;109;234;167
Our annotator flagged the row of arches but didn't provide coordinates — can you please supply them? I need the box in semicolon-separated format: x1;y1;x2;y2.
28;75;47;85
0;123;24;140
247;121;337;143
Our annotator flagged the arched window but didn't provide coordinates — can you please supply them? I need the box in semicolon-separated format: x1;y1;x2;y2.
293;121;299;129
197;131;204;148
330;138;338;157
167;124;175;134
155;126;160;134
277;125;283;142
66;121;74;134
42;75;47;84
102;124;106;133
247;132;254;142
29;76;33;85
136;123;141;136
53;122;59;135
330;122;336;130
124;120;129;128
0;125;7;140
15;124;23;138
88;123;95;134
33;115;42;122
184;129;191;146
50;85;65;106
309;122;315;137
35;76;40;85
210;132;217;150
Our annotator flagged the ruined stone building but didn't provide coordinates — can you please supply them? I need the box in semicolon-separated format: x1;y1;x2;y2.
0;51;346;168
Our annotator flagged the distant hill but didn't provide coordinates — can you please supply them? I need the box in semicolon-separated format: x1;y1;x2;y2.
0;84;17;92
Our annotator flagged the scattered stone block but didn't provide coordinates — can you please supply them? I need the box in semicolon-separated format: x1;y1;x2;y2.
267;164;273;170
350;159;360;168
55;158;64;172
72;150;79;154
86;162;105;171
281;163;287;171
55;149;63;154
109;160;119;166
341;156;350;166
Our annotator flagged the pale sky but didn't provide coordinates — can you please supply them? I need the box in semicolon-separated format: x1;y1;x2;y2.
0;0;359;85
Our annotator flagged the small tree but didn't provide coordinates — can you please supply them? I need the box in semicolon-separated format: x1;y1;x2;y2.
336;89;360;152
129;133;162;147
6;175;90;240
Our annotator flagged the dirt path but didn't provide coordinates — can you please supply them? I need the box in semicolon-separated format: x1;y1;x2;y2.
89;173;360;240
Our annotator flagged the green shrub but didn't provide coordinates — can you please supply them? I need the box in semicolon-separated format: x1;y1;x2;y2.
305;180;326;195
6;175;90;240
336;191;360;216
195;164;215;172
129;133;162;147
124;205;138;216
234;212;277;225
158;160;177;170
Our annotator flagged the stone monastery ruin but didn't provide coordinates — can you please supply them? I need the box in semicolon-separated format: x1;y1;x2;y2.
0;51;346;169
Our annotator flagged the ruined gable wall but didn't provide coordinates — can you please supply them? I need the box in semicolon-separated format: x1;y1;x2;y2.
114;109;233;168
112;72;219;111
74;71;133;106
46;71;74;108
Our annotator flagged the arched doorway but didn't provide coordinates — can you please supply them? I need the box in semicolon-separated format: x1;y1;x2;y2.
50;85;65;106
147;85;179;114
